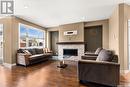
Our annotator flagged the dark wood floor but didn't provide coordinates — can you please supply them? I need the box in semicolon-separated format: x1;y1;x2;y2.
0;60;128;87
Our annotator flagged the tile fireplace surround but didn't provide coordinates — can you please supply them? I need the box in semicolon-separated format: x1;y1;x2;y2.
58;44;85;56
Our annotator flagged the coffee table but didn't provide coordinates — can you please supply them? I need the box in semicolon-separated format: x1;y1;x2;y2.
57;55;70;68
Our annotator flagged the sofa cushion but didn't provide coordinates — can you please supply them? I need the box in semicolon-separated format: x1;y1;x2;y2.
96;49;113;62
35;49;43;54
95;48;103;54
43;48;52;53
29;54;44;60
28;49;36;55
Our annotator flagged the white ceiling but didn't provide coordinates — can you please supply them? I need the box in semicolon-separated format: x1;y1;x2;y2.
13;0;127;27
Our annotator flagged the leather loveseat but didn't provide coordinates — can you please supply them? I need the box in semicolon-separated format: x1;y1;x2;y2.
17;48;52;66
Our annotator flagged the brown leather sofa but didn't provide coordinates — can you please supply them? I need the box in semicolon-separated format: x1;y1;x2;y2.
17;48;52;66
78;49;120;86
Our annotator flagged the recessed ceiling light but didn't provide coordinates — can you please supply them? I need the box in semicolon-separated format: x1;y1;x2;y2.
24;5;28;9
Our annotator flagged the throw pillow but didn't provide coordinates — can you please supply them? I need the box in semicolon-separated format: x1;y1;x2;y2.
43;48;47;53
23;50;32;55
43;48;52;53
95;47;103;54
96;49;113;62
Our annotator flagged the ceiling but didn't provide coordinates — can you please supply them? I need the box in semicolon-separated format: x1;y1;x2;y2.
13;0;128;27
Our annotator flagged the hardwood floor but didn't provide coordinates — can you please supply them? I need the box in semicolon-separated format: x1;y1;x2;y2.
0;60;129;87
0;61;85;87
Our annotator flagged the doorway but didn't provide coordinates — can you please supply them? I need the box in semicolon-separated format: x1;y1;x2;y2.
0;24;3;64
50;31;59;55
84;25;102;51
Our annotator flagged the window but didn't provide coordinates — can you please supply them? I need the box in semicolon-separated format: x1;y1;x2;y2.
19;23;45;48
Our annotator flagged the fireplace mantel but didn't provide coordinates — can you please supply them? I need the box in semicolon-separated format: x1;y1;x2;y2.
56;42;87;45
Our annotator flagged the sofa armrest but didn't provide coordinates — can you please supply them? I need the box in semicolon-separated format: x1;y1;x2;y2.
79;60;120;66
81;56;97;60
78;60;120;86
85;51;95;54
85;54;98;56
17;53;31;66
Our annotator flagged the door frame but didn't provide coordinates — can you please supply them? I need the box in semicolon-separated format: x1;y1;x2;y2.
0;24;4;64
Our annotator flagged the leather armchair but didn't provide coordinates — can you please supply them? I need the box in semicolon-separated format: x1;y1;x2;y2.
78;49;120;86
78;60;120;86
81;55;97;60
84;47;103;56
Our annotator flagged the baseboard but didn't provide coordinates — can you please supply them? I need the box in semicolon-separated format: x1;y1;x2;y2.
12;63;16;66
3;63;16;69
120;70;130;75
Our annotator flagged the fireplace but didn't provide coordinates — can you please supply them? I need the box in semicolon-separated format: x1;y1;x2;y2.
63;49;78;56
57;43;85;56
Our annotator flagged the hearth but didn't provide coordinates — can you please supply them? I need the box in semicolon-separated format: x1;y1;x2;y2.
63;49;78;56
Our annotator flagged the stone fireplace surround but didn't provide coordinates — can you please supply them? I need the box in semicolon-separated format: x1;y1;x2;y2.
57;42;85;56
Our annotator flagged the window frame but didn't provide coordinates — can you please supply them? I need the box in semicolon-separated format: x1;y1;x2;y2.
18;23;45;49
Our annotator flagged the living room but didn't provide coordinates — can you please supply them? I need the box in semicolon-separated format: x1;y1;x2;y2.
0;0;130;87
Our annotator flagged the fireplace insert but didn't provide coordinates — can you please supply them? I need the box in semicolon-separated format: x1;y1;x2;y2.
63;49;78;56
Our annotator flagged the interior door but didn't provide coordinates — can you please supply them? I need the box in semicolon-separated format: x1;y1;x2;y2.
51;31;59;55
84;26;102;51
0;24;3;64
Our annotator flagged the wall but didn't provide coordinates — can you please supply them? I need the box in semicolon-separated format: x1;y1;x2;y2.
47;21;108;50
109;4;124;69
84;19;109;49
0;17;13;64
123;4;130;70
119;4;130;70
0;16;46;64
109;6;119;56
47;27;59;32
59;22;84;42
109;3;130;70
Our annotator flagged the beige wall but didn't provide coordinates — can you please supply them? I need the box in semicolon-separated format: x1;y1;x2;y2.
119;4;130;70
123;4;130;70
47;27;59;32
109;5;120;66
0;17;13;64
84;19;109;49
59;22;84;42
109;6;119;55
0;16;46;64
47;21;109;49
47;22;84;49
109;3;130;70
